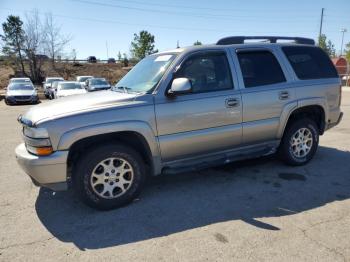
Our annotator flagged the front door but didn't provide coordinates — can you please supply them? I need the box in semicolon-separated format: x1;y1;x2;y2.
155;51;242;162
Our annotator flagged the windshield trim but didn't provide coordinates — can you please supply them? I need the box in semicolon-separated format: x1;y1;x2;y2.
114;52;178;95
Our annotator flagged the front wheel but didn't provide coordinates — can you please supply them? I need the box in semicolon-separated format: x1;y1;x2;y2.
278;118;319;166
73;144;146;210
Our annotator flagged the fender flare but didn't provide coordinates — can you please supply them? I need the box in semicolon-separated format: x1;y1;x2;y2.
57;121;162;174
277;97;328;139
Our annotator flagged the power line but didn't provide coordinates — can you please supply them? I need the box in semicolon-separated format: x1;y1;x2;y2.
70;0;329;23
107;0;316;13
0;7;341;35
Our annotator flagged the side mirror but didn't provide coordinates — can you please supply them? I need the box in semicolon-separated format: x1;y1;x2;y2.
42;81;45;84
168;78;192;96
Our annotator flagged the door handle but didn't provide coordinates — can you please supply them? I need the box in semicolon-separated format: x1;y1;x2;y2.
279;91;290;100
226;98;240;108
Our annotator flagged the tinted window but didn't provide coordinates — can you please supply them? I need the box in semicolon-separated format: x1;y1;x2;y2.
237;51;286;88
176;52;233;93
60;83;83;90
282;46;338;80
9;84;34;90
91;79;108;85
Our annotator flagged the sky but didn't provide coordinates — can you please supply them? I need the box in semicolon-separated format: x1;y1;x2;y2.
0;0;349;59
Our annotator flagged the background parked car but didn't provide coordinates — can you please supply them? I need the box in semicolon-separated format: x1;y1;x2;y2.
76;75;93;88
55;81;87;98
43;77;64;98
85;78;111;92
5;82;38;105
107;58;116;64
48;80;64;99
87;56;97;63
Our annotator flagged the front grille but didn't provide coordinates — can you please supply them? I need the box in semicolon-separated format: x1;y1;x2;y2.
14;96;31;100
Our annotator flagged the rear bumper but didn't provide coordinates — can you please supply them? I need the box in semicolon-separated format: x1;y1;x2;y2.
15;143;69;191
326;112;343;130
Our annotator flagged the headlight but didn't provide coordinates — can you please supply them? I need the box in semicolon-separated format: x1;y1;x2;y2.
23;126;49;138
23;127;53;156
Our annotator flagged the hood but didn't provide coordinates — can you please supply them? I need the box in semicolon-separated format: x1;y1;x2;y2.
22;90;142;125
7;90;36;96
57;89;86;96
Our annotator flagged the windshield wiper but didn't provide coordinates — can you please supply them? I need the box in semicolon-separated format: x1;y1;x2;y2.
115;86;131;93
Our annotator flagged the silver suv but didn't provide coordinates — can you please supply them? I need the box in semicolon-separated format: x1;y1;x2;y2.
15;36;343;210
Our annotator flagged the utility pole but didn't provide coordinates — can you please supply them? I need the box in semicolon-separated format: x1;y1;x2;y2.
318;8;324;45
340;28;347;57
106;41;109;59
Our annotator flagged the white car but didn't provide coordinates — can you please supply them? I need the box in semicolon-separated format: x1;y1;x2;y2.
5;82;38;105
76;76;93;88
9;77;33;85
43;77;65;98
55;81;87;98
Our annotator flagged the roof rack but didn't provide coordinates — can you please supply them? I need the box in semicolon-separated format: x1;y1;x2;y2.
216;36;315;46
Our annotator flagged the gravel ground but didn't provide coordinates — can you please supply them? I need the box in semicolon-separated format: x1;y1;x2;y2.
0;92;349;262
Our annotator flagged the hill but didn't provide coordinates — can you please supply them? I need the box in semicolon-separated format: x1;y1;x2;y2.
0;61;131;89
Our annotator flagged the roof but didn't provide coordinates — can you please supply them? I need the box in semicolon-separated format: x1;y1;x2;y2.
156;36;316;55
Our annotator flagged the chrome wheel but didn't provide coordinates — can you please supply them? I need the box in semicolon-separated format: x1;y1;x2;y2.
90;157;134;199
290;127;313;158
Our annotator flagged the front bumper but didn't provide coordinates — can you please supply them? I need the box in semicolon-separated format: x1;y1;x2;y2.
15;143;69;191
6;96;38;104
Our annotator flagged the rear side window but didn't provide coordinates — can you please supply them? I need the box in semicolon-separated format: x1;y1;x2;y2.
237;51;286;88
282;46;338;80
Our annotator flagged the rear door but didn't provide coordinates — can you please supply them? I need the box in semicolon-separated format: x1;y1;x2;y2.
231;47;295;145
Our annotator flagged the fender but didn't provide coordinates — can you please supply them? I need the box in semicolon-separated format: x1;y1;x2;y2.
57;120;162;174
277;97;328;139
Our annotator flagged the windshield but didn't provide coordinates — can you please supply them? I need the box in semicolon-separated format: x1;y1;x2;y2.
46;78;63;83
78;77;92;82
11;79;31;83
113;54;176;93
9;84;34;90
52;81;63;88
59;83;83;90
91;79;108;85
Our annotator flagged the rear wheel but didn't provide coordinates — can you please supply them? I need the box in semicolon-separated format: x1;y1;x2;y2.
278;118;319;166
73;144;146;210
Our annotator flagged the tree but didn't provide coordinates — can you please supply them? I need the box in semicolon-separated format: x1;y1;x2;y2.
1;15;26;75
43;13;71;67
122;53;129;67
70;48;77;62
344;42;350;62
117;51;122;61
130;30;158;60
318;34;336;57
23;10;46;83
193;40;202;46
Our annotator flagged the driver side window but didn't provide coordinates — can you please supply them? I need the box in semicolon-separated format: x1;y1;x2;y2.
176;52;233;93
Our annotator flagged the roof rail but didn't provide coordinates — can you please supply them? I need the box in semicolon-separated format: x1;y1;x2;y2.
216;36;315;46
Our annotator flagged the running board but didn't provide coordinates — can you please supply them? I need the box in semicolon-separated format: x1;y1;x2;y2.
162;144;277;175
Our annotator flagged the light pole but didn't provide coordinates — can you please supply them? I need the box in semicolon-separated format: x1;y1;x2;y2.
340;28;347;57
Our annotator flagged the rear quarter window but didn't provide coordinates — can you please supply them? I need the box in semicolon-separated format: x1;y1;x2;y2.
282;46;338;80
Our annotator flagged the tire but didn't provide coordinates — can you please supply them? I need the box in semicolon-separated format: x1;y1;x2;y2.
73;144;146;210
278;118;319;166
